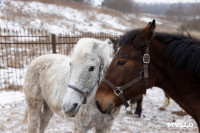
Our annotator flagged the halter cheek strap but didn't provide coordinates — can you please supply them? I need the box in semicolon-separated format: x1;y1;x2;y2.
102;45;150;108
143;45;150;89
102;73;143;107
68;80;99;104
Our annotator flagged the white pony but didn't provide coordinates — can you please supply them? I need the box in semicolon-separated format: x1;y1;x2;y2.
24;38;118;133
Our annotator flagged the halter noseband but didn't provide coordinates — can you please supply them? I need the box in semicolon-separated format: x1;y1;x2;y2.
102;45;150;108
68;80;99;104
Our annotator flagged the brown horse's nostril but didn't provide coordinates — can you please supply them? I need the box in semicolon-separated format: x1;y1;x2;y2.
96;101;105;114
106;103;113;114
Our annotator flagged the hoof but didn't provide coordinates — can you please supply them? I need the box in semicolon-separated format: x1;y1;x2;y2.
133;113;140;118
159;107;165;110
172;111;188;116
126;111;132;114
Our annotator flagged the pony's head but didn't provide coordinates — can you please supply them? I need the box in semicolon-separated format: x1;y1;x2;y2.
63;38;111;117
95;20;156;114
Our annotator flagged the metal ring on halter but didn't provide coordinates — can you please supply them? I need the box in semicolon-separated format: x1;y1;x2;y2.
140;71;144;78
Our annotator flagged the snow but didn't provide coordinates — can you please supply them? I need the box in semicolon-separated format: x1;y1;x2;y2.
140;16;162;24
0;0;176;36
0;68;26;89
86;0;104;7
0;0;194;132
0;91;24;105
0;0;131;35
0;87;198;132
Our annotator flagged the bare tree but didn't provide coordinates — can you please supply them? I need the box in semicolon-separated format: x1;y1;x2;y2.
102;0;140;14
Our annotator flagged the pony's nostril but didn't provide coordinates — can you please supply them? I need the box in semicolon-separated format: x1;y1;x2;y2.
63;103;78;113
63;103;67;111
73;103;78;109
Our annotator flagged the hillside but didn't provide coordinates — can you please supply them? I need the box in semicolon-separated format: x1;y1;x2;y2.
0;0;177;34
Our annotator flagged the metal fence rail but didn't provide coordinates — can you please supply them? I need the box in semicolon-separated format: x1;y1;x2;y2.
0;28;119;90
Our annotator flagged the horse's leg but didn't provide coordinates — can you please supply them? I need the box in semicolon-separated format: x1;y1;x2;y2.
27;101;43;133
159;92;170;110
134;96;143;118
126;98;136;114
39;101;54;133
73;124;87;133
95;125;111;133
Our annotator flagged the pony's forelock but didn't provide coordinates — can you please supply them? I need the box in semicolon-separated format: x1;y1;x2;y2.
71;38;112;66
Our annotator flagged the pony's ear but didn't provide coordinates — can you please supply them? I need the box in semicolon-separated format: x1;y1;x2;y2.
110;38;117;44
110;38;120;55
134;20;156;48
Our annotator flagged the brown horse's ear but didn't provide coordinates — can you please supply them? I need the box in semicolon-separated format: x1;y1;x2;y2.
134;20;156;48
146;20;156;42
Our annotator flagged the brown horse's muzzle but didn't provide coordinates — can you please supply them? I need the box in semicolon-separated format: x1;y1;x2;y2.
95;86;117;114
95;100;117;114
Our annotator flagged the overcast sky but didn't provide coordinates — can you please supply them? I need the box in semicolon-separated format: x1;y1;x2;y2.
134;0;200;4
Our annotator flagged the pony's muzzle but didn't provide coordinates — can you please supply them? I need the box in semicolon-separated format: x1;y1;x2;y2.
63;102;80;117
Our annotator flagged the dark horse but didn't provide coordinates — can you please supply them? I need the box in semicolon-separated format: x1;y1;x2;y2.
110;37;143;117
95;20;200;131
110;37;170;117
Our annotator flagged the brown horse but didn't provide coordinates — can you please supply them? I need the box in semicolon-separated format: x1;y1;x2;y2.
110;37;170;117
95;20;200;131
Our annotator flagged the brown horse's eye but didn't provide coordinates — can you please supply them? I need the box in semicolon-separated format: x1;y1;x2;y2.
89;66;95;71
117;60;127;66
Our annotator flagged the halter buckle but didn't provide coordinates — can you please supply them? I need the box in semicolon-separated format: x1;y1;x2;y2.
143;54;150;64
114;87;123;96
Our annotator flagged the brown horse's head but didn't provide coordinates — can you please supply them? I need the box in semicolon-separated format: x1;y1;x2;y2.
95;20;156;114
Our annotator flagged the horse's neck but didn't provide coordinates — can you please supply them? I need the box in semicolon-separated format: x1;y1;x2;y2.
149;41;200;116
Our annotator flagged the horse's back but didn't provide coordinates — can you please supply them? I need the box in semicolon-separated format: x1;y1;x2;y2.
24;54;70;114
24;54;69;86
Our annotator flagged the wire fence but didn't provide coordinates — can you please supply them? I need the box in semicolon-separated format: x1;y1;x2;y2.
0;28;119;90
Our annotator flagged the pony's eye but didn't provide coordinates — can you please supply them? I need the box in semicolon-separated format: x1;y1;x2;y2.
69;62;71;66
117;60;127;66
89;66;95;71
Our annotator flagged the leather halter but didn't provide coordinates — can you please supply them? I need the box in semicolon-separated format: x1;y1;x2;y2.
102;45;150;108
68;80;99;104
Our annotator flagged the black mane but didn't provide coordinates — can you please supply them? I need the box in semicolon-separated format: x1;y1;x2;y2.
119;29;200;76
155;32;200;76
118;29;140;47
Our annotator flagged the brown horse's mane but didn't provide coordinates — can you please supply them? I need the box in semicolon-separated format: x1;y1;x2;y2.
118;29;200;76
156;32;200;76
118;29;140;47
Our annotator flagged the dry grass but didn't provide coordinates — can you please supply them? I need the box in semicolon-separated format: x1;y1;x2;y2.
16;0;93;11
95;7;124;18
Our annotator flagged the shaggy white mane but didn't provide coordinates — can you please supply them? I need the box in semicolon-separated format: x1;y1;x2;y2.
71;38;112;66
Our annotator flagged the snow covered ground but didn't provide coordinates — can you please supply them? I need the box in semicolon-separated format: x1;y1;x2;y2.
0;0;196;132
0;68;25;90
0;88;198;133
0;0;170;35
0;0;129;34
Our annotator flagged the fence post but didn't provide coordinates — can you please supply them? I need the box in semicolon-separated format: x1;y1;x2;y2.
51;34;56;54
